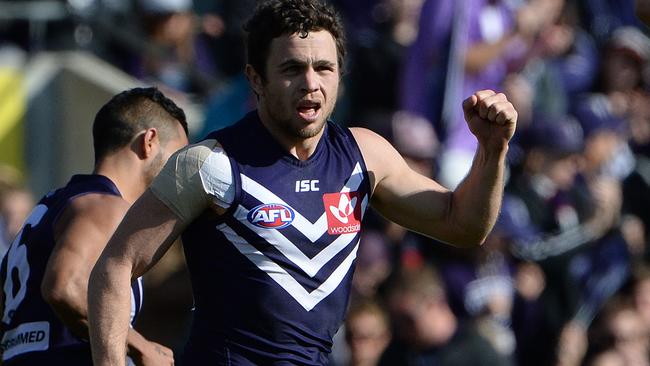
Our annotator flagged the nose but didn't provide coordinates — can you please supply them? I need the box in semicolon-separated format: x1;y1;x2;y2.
301;67;319;93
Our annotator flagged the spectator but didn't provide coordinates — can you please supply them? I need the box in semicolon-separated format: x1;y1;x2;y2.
0;187;34;257
588;296;650;366
622;112;650;260
439;221;548;362
579;0;643;45
344;300;392;366
191;1;258;139
192;0;254;78
572;27;650;149
606;303;649;366
351;231;393;301
505;1;599;127
504;115;630;365
127;0;221;101
0;165;33;257
379;265;511;366
400;0;557;188
346;0;425;129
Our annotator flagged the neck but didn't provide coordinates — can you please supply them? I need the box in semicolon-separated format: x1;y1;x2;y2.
290;133;324;161
93;153;147;204
256;109;325;161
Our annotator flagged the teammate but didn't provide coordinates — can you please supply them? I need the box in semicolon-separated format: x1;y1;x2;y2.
0;87;188;365
88;1;518;365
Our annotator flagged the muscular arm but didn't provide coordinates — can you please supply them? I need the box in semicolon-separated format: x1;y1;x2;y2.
41;194;170;363
354;129;505;246
88;190;186;366
355;90;516;247
42;193;129;338
89;140;232;366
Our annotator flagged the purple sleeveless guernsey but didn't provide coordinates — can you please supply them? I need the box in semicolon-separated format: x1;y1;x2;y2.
0;175;143;365
181;111;371;365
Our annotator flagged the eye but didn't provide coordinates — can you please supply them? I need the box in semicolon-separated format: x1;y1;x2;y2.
316;65;335;73
281;65;302;75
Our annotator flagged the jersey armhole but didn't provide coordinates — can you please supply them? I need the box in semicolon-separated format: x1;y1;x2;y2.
213;153;242;224
344;127;374;199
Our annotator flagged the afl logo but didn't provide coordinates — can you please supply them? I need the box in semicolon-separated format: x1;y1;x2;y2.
247;203;295;229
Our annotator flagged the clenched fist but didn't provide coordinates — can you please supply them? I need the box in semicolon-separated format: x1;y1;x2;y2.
463;90;518;152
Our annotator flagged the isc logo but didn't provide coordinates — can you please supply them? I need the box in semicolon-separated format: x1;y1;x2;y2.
295;179;319;192
247;203;295;229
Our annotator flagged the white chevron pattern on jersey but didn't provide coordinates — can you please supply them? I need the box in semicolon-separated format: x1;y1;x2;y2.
239;163;367;242
234;205;357;277
219;163;367;310
219;224;359;311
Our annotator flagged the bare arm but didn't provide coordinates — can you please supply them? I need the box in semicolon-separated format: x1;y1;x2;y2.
41;193;174;365
355;90;516;247
88;140;231;365
42;194;129;338
88;190;187;366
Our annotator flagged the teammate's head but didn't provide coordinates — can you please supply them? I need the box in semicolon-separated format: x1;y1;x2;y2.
92;87;188;164
243;0;346;81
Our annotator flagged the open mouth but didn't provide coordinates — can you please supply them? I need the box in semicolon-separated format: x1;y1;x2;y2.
296;100;322;121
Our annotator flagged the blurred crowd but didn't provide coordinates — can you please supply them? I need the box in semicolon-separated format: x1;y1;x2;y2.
3;0;650;365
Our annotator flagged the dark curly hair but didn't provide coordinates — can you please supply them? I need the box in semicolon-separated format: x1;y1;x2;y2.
243;0;347;81
92;87;188;163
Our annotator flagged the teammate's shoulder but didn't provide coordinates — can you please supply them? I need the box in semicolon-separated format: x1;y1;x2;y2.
55;193;128;235
68;193;129;217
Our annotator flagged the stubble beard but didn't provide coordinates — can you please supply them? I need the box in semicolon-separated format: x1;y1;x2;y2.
270;104;333;140
144;150;164;186
295;117;327;138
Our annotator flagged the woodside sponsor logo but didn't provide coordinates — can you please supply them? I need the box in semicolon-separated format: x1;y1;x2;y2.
323;192;361;235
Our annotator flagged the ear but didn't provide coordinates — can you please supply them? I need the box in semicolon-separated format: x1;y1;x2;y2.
141;128;159;159
245;64;264;96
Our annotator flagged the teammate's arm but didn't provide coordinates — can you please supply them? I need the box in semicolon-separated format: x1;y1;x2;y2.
89;141;231;366
41;194;173;365
42;194;128;338
354;90;516;247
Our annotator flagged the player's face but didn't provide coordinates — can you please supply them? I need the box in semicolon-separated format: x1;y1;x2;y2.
145;123;189;184
253;30;340;141
161;123;189;162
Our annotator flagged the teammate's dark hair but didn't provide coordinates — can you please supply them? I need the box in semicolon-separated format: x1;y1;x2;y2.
92;87;188;163
243;0;346;81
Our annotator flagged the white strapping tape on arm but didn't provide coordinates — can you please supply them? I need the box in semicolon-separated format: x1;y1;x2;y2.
150;139;234;223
